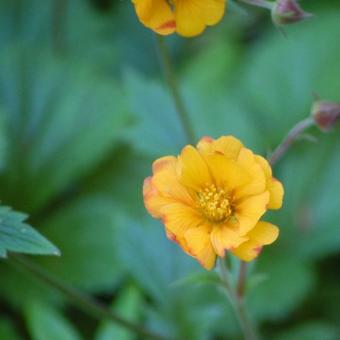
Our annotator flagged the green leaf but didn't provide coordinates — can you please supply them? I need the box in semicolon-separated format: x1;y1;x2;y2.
180;39;263;151
248;256;316;321
115;216;240;339
39;196;124;292
170;271;220;288
0;206;59;258
0;47;129;213
122;69;187;156
82;146;153;218
273;322;339;340
25;300;81;340
182;40;241;95
116;216;197;302
0;319;21;340
240;11;340;146
296;142;340;260
0;110;7;171
95;284;144;340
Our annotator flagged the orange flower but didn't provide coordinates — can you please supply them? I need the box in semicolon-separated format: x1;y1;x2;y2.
132;0;226;37
143;136;284;270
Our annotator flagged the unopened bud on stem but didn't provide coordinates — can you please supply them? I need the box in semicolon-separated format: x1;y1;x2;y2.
311;100;340;132
272;0;313;26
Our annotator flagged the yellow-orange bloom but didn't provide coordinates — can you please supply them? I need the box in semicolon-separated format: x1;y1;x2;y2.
143;136;284;270
132;0;226;37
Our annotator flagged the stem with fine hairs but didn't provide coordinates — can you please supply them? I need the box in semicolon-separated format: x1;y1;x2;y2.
155;35;196;145
218;258;259;340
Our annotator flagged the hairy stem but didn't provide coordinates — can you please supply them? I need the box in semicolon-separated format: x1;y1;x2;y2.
155;35;196;145
10;254;168;340
218;258;259;340
237;261;248;299
52;0;67;53
268;117;315;166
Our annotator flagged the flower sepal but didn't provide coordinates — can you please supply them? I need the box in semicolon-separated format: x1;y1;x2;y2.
311;100;340;132
271;0;313;26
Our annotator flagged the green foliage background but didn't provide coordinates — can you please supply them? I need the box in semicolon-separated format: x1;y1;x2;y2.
0;0;340;339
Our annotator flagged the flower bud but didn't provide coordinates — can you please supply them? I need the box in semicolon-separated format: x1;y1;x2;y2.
271;0;313;26
311;100;340;132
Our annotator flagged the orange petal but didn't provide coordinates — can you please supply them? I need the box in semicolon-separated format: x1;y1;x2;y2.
255;155;272;178
204;153;250;190
255;156;284;210
268;178;284;210
178;145;212;191
152;156;193;206
162;202;203;238
143;177;171;218
166;228;191;255
210;222;248;257
234;191;270;234
234;148;267;199
232;221;279;261
184;224;216;270
132;0;176;35
173;0;226;37
197;135;243;160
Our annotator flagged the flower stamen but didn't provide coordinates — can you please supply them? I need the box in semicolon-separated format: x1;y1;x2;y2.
196;184;231;223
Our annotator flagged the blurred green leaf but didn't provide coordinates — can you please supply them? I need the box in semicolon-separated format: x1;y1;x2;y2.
180;39;263;151
123;70;186;156
182;40;241;94
171;271;220;288
296;142;340;260
0;206;59;257
274;321;339;340
249;256;316;321
39;195;124;292
116;216;241;339
116;216;196;302
0;319;21;340
25;300;81;340
241;12;340;146
82;146;152;218
0;111;7;171
95;284;143;340
0;47;129;213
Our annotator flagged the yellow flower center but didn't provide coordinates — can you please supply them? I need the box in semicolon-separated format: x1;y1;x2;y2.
196;184;231;223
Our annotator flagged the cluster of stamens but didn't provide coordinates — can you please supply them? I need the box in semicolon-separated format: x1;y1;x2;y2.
196;184;232;223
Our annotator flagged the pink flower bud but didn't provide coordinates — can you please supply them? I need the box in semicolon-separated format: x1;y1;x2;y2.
311;100;340;132
271;0;313;26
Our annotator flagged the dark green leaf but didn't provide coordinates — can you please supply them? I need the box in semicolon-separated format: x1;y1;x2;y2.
0;47;129;213
0;206;59;257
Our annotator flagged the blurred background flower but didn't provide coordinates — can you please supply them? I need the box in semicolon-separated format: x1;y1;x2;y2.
132;0;226;37
0;0;339;339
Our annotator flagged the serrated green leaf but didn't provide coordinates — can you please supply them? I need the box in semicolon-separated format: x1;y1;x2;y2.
0;206;59;257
